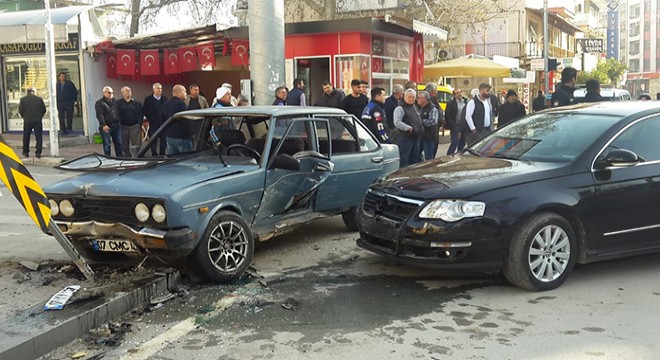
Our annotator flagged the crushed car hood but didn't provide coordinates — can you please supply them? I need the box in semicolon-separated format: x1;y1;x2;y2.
374;155;570;199
45;154;254;197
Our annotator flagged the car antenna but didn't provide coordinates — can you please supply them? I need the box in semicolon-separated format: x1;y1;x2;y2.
209;128;228;166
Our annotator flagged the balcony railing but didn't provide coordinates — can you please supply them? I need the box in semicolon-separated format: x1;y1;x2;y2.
525;41;576;58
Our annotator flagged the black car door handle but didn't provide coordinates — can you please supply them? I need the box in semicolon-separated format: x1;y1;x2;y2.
371;156;384;163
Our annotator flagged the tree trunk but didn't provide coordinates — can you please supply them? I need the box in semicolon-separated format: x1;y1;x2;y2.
129;0;141;37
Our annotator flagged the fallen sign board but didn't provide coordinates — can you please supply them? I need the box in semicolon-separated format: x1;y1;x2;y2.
0;134;94;282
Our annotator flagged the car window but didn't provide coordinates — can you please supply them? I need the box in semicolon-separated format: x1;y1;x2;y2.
609;116;660;161
472;112;622;162
271;120;310;157
437;91;453;103
320;116;379;155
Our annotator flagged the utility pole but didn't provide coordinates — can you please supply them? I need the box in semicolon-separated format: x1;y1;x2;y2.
44;0;60;156
543;0;550;94
248;0;285;105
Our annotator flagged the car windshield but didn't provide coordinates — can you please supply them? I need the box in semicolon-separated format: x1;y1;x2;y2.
470;112;622;162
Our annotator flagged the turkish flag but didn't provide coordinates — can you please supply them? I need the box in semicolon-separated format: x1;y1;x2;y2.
221;39;229;56
196;43;215;68
372;58;383;73
116;49;135;75
231;40;249;67
106;53;117;79
140;49;160;76
410;33;424;83
178;46;197;72
95;40;114;54
164;49;179;74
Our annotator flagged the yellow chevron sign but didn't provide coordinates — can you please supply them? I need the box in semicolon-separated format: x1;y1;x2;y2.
0;134;51;234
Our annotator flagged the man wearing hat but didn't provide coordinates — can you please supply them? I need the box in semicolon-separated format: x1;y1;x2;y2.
213;87;233;108
18;88;47;158
497;89;527;127
221;83;238;106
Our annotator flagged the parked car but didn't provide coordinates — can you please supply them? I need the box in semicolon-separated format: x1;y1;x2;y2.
574;87;632;103
357;102;660;291
44;106;399;282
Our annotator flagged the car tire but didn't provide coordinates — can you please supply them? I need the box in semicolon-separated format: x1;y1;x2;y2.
192;211;254;283
72;241;125;262
341;207;359;231
504;212;577;291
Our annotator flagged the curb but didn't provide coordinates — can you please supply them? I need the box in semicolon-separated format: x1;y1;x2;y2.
0;272;177;360
20;156;65;167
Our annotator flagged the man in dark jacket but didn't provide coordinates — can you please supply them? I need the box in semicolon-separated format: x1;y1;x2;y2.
393;89;423;167
417;91;440;161
116;86;143;157
361;87;389;143
383;84;404;143
142;82;168;156
272;86;287;106
583;79;607;103
445;88;467;155
341;79;369;120
285;78;306;106
552;67;578;107
314;81;344;108
18;88;47;158
532;90;546;112
163;85;192;155
498;89;527;127
94;86;122;157
56;72;77;134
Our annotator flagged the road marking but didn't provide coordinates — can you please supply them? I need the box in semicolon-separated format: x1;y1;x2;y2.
121;288;244;360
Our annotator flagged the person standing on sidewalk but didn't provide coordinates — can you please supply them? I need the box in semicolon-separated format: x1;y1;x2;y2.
56;72;77;134
465;83;494;146
94;86;122;157
116;86;143;157
445;88;466;155
286;79;306;106
18;88;47;158
143;83;168;156
361;87;389;143
341;79;369;121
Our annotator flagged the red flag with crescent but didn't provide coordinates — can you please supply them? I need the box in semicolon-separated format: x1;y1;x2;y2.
231;40;249;67
106;53;117;79
411;33;424;83
178;46;197;72
116;49;135;75
140;49;160;76
164;49;180;74
196;43;215;68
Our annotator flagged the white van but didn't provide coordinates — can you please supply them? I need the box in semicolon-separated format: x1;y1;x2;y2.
573;87;632;102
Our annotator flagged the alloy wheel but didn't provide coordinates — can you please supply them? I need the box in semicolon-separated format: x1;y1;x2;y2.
207;220;249;273
527;225;571;282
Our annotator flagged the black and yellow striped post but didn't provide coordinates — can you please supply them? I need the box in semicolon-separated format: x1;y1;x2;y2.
0;134;94;282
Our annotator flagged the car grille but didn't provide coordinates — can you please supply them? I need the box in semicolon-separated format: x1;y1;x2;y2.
50;196;163;227
363;191;421;222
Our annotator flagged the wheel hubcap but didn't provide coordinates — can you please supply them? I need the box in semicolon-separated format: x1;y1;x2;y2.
207;221;249;273
528;225;570;282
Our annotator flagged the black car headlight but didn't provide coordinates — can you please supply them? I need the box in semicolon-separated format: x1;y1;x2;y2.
418;200;485;222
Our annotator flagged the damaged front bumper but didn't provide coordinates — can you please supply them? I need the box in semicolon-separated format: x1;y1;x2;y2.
54;220;195;255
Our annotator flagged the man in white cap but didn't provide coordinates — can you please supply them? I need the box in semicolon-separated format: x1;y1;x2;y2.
212;87;232;108
221;82;238;106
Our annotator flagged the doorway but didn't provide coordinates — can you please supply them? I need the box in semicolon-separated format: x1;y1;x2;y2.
295;57;331;106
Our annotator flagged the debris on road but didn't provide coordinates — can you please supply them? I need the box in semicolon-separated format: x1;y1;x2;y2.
44;285;81;310
19;260;40;271
281;297;301;311
89;322;132;347
150;292;175;305
69;351;87;359
13;271;31;283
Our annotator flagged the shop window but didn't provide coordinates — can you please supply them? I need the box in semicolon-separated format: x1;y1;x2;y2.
335;55;371;95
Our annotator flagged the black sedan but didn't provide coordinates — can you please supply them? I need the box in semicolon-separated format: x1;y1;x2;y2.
357;102;660;291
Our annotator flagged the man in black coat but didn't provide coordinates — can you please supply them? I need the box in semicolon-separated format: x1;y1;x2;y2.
444;88;467;155
286;78;306;106
116;86;143;157
163;85;192;155
583;79;607;103
56;72;77;134
314;80;344;108
18;88;47;158
94;86;122;157
551;67;578;107
532;90;546;112
340;79;369;121
498;90;527;127
143;82;168;156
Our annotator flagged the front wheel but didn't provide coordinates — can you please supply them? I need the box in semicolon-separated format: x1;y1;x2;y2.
191;211;254;283
504;212;577;291
341;207;359;231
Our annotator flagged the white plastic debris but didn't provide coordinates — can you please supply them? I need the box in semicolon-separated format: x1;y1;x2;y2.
44;285;81;310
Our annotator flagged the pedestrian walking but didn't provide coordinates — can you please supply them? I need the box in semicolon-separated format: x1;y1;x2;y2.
445;88;467;155
417;91;440;161
94;86;122;157
164;85;192;155
18;88;46;158
360;87;389;143
465;83;494;146
551;67;578;107
116;86;143;157
498;89;526;127
56;71;77;134
393;89;423;167
143;82;167;156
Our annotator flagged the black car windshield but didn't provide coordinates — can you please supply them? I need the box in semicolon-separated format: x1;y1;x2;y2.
471;112;622;162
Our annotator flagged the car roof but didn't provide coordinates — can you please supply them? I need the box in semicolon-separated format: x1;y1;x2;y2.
543;101;660;117
173;106;348;119
573;88;630;97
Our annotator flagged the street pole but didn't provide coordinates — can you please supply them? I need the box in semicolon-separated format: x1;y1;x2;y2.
248;0;285;105
44;0;60;156
543;0;550;94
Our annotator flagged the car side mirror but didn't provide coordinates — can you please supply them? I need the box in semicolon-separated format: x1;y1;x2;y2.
595;149;640;169
269;154;300;171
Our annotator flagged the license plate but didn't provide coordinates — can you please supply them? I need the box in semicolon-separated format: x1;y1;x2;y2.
93;239;140;253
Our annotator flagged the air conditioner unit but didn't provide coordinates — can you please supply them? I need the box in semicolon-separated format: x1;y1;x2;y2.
436;48;454;62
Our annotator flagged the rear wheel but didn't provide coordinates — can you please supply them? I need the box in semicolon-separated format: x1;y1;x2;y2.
341;207;359;231
504;212;577;291
192;211;254;283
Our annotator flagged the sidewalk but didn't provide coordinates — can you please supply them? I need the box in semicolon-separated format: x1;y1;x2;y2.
2;133;103;166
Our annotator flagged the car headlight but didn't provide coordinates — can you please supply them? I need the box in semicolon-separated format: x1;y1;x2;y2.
418;200;485;222
59;200;75;217
152;204;166;223
49;199;60;216
134;203;150;222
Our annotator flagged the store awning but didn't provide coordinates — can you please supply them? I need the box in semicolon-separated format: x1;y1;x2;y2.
412;20;448;41
0;5;93;44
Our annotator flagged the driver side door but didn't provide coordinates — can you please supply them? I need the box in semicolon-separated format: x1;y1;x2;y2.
252;118;333;234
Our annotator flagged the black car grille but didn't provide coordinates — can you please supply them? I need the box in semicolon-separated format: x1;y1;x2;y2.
363;191;420;222
50;196;164;227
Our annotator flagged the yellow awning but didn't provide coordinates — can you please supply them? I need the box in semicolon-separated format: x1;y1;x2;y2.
425;57;511;77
